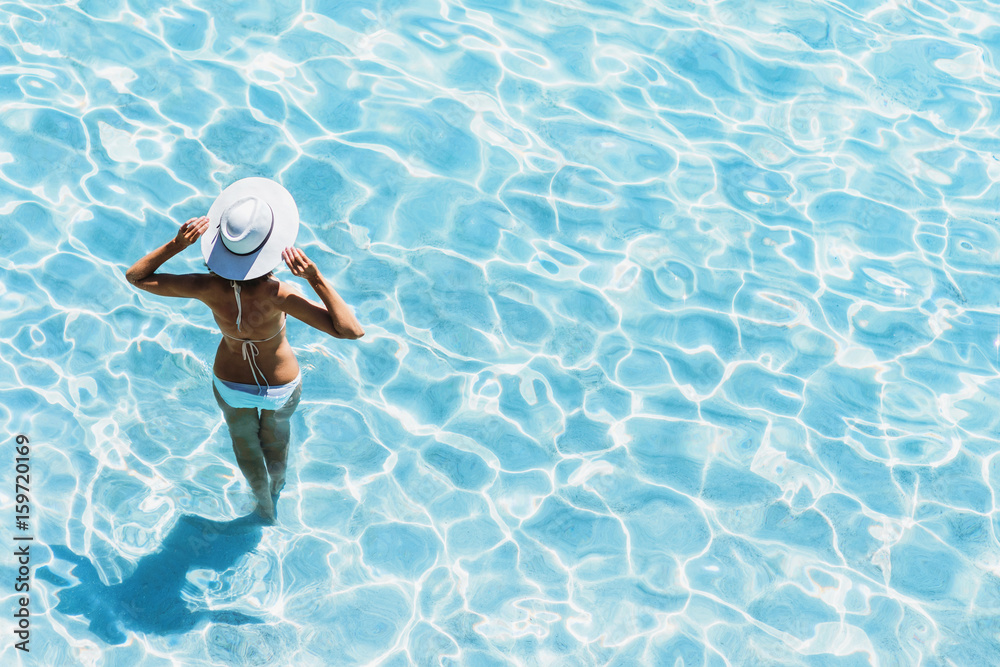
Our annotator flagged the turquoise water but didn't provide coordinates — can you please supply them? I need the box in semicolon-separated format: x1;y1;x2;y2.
3;0;1000;664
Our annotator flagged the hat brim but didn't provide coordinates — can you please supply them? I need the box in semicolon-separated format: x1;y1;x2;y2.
201;177;299;280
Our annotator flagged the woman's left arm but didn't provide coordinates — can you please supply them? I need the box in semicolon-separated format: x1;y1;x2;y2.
126;216;211;298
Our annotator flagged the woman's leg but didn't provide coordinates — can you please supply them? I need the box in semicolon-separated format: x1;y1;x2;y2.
213;383;275;519
258;381;303;498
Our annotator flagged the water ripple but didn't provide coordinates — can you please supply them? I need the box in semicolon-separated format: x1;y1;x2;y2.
5;0;1000;664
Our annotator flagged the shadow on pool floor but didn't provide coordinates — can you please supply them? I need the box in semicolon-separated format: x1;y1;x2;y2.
38;513;268;645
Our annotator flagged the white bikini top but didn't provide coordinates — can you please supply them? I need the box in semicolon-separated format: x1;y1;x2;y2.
220;281;285;391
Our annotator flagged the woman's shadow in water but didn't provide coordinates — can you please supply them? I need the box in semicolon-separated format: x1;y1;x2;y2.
38;513;268;645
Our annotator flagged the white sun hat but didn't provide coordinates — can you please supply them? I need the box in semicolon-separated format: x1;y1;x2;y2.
201;177;299;280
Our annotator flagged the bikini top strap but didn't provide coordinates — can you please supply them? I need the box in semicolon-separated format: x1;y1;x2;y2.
231;280;243;332
219;316;285;343
223;279;285;342
258;318;286;342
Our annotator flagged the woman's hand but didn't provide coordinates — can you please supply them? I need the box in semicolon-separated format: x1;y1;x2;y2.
283;247;319;281
174;216;210;248
128;215;210;287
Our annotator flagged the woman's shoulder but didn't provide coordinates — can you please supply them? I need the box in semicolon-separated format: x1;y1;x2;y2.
197;272;230;299
269;277;306;300
252;276;306;314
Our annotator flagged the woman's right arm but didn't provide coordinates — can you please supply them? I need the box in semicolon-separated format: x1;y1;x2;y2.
279;248;365;340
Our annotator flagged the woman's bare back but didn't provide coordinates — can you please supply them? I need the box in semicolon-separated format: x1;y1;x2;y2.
206;275;301;385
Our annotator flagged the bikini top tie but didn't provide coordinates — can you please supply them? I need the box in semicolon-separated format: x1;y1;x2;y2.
220;280;285;392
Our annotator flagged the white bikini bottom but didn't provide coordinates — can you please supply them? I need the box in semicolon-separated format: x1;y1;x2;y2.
212;373;301;410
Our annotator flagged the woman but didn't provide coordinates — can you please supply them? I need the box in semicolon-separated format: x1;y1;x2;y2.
126;177;364;521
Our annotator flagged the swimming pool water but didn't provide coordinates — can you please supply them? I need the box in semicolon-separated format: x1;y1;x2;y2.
3;0;1000;665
